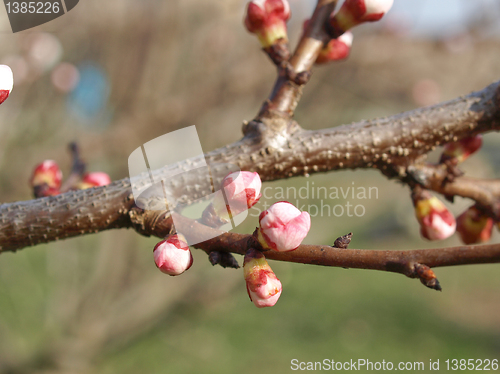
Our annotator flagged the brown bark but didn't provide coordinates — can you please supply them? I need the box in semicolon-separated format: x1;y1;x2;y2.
1;0;500;291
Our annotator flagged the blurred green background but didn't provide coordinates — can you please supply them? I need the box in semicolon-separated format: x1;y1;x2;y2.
0;0;499;373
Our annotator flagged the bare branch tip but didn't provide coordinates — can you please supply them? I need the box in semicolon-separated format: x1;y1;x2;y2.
414;263;442;292
333;232;353;249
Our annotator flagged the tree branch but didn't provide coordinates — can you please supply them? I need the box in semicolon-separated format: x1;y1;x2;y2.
137;211;500;290
258;0;337;119
1;79;500;253
1;0;500;293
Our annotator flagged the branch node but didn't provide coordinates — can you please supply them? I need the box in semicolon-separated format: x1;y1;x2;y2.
406;166;428;187
208;251;240;269
284;62;312;85
263;40;290;66
441;159;464;185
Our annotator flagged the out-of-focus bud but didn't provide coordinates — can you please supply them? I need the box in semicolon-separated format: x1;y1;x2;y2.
153;234;193;276
211;171;262;222
330;0;394;35
78;172;112;189
243;248;282;308
0;65;14;105
30;160;63;198
244;0;291;48
258;201;311;251
316;31;353;64
412;190;456;241
456;206;493;245
439;135;483;164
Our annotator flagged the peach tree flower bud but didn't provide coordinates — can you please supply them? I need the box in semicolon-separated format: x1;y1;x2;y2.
243;248;282;308
330;0;393;34
244;0;291;48
153;234;193;276
30;160;63;197
258;201;311;251
78;172;112;189
316;31;353;64
456;206;493;245
412;191;456;241
440;135;482;164
0;65;13;105
211;171;262;222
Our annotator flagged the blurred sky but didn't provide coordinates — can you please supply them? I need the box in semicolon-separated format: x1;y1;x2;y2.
387;0;500;37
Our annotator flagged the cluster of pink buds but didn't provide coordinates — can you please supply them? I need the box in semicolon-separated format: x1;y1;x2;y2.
329;0;394;35
153;234;193;276
439;135;483;164
30;159;111;198
412;190;456;241
158;170;311;308
0;65;13;105
244;0;291;48
243;248;282;308
257;201;311;251
456;206;494;245
211;171;262;223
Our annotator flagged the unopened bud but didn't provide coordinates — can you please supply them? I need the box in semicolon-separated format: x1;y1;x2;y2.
412;190;456;241
78;172;112;189
153;234;193;276
456;205;493;245
30;160;63;198
440;135;482;164
243;248;282;308
330;0;393;35
211;171;262;222
244;0;291;48
316;31;353;64
258;201;311;251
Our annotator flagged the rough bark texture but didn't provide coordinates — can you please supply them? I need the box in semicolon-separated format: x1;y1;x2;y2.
1;79;499;253
1;0;500;290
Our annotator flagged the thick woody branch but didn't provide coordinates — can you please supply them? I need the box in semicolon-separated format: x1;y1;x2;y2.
1;80;500;253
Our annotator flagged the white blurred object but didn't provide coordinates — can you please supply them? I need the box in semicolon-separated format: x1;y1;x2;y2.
0;65;13;104
1;55;29;85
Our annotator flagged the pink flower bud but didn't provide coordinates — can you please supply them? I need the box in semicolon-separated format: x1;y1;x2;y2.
30;160;63;197
330;0;393;34
243;249;282;308
78;172;112;189
0;65;13;105
413;192;456;241
440;135;483;164
244;0;291;47
316;31;353;64
153;234;193;276
456;206;493;245
212;171;262;221
258;201;311;251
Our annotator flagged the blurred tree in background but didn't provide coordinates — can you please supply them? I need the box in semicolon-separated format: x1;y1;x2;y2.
0;0;499;373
